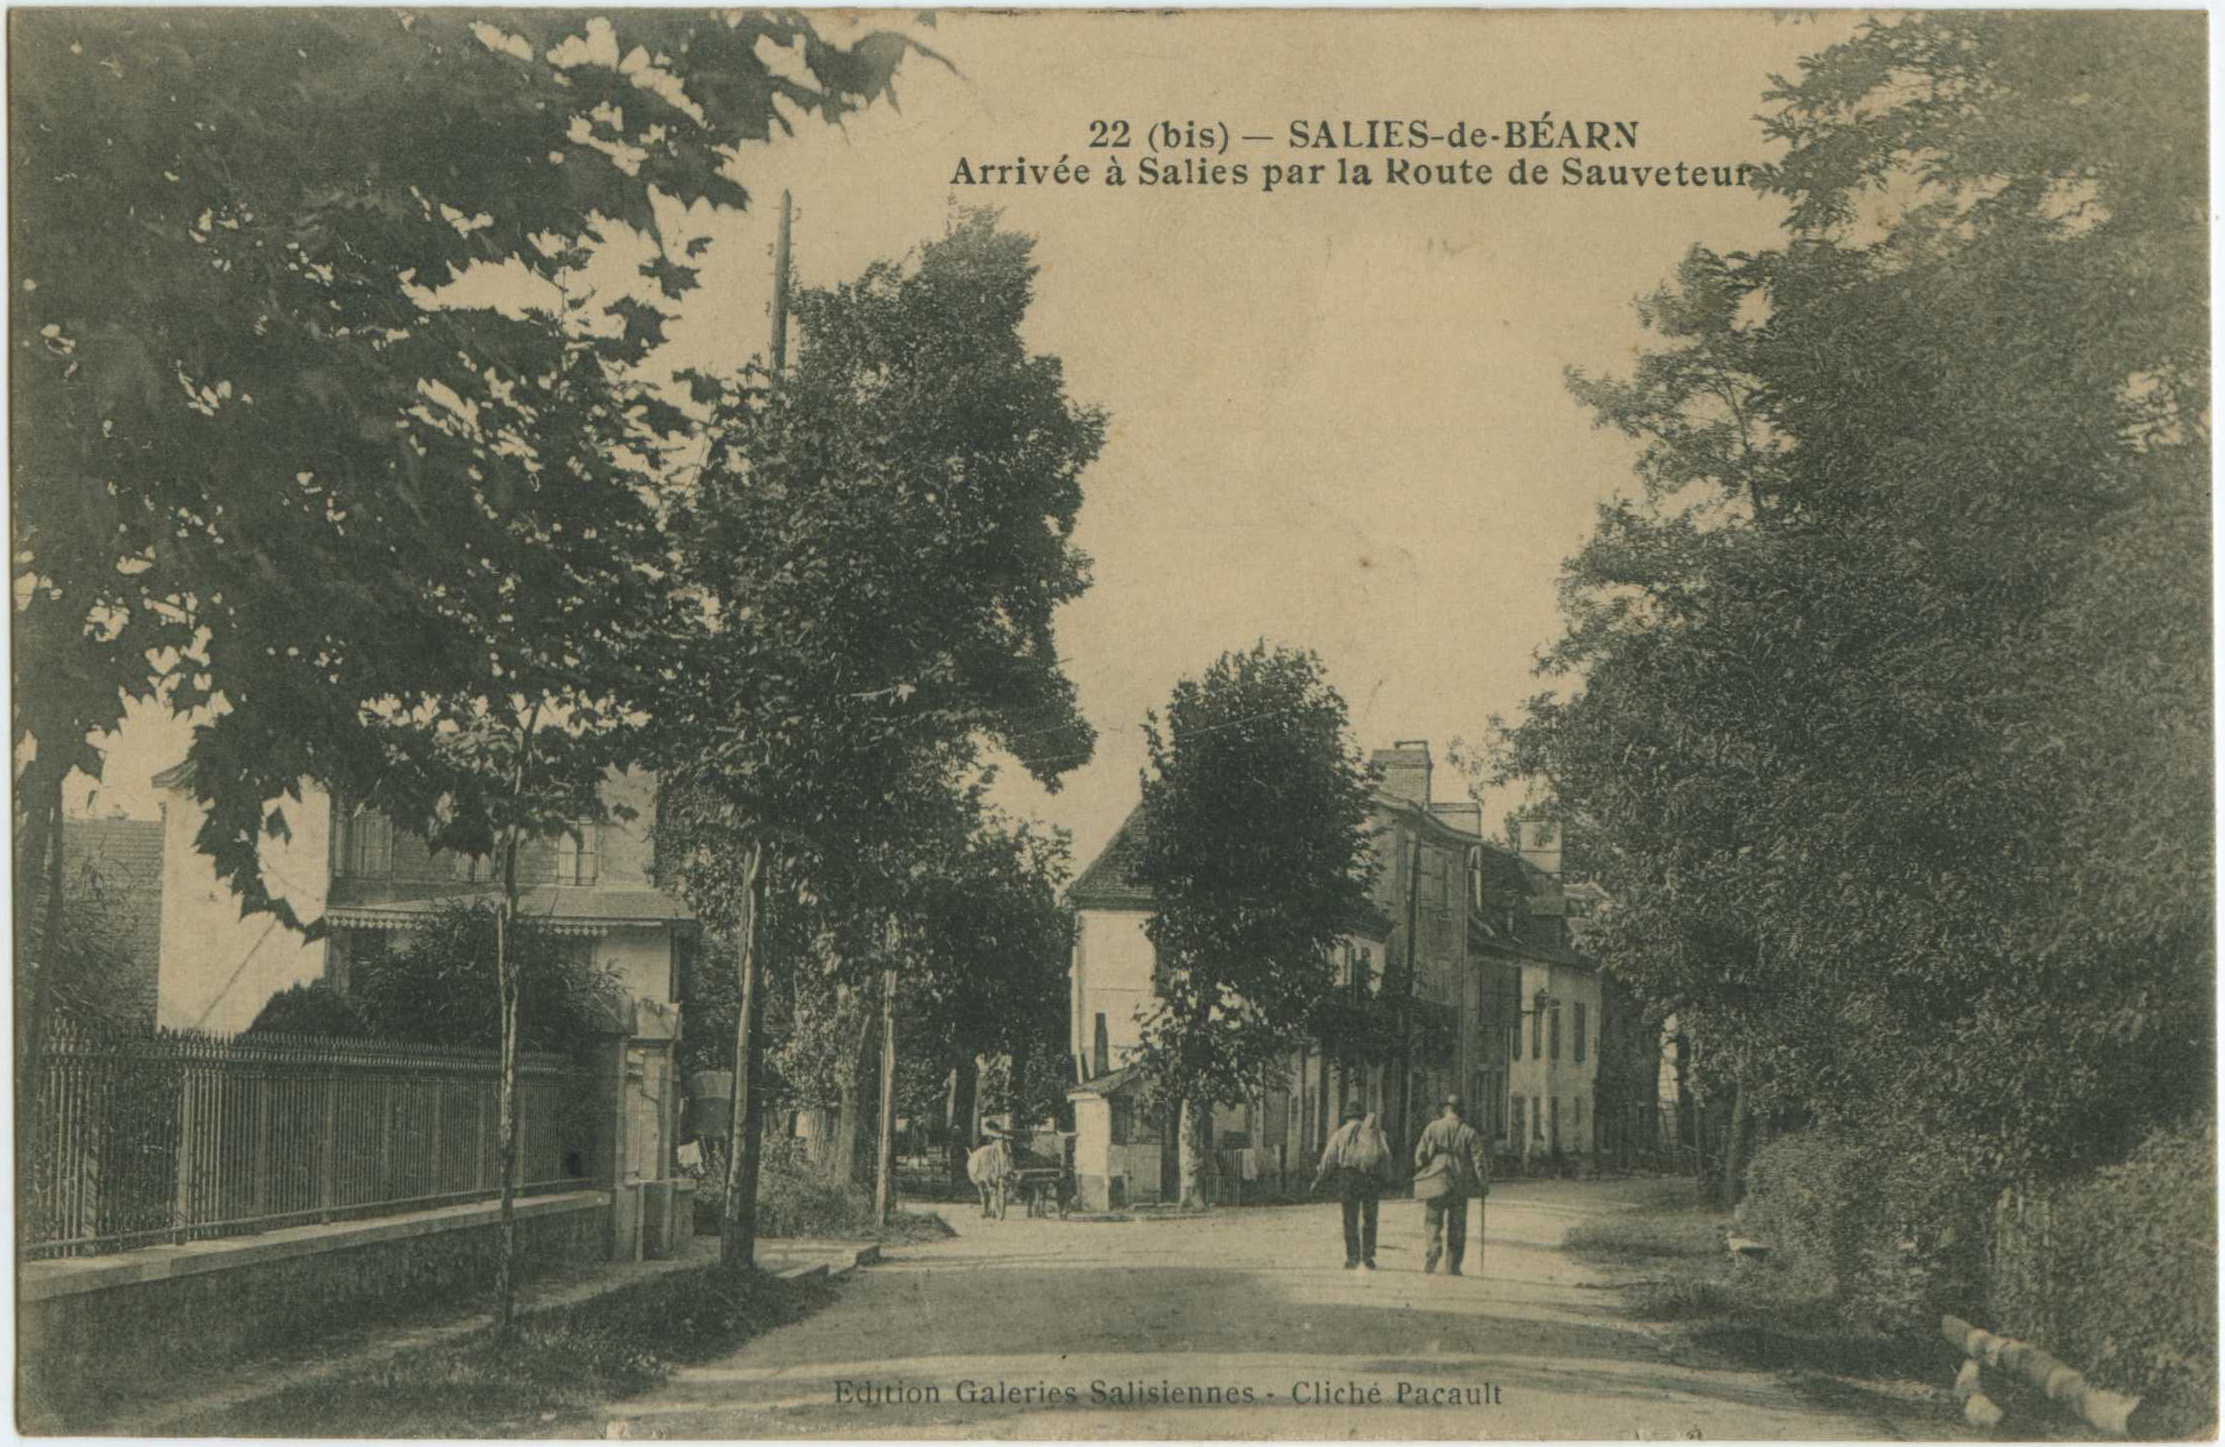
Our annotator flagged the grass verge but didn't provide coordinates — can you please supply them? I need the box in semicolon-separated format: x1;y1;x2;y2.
169;1265;836;1438
1565;1188;1941;1387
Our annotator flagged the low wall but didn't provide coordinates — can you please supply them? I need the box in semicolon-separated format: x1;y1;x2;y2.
19;1190;609;1430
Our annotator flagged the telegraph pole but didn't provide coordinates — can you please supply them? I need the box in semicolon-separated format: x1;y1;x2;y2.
769;189;793;372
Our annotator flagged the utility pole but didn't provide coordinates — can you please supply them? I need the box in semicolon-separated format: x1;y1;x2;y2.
769;189;793;373
1399;832;1422;1156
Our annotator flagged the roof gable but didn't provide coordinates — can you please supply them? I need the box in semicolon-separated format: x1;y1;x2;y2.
1068;804;1153;911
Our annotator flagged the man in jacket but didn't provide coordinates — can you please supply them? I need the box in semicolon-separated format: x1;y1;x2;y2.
1413;1094;1490;1275
1312;1101;1393;1270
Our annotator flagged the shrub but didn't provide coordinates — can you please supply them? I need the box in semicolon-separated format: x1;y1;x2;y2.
1739;1130;1863;1294
247;980;372;1036
1740;1123;1997;1330
1991;1115;2217;1433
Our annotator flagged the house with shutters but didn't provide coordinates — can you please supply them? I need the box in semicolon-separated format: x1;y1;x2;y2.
1063;739;1593;1210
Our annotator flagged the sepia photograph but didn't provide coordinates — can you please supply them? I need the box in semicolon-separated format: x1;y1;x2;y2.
9;6;2214;1439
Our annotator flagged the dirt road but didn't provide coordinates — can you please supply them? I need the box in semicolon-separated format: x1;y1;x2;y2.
594;1180;1887;1439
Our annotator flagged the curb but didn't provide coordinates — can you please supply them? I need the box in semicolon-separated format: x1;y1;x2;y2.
771;1240;881;1282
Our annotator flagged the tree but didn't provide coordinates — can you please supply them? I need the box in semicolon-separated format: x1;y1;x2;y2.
654;210;1104;1268
13;9;934;1333
1500;13;2208;1195
1131;643;1378;1209
9;7;925;1123
905;817;1076;1179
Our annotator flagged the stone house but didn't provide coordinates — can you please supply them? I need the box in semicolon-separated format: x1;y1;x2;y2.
1063;739;1579;1210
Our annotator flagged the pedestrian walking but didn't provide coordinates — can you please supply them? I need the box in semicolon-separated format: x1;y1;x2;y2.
1312;1101;1394;1270
1413;1094;1490;1275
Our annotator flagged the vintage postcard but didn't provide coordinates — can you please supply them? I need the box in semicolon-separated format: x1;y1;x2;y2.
12;6;2213;1440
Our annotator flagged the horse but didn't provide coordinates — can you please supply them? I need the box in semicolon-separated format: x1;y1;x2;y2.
965;1138;1014;1220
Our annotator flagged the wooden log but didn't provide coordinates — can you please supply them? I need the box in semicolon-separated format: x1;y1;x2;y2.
1941;1315;2141;1437
1954;1358;2005;1429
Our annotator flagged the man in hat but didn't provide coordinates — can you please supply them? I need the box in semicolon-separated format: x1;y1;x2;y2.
1413;1094;1490;1275
1312;1101;1394;1269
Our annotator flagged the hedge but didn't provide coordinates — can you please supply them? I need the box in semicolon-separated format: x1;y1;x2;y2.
1989;1115;2216;1433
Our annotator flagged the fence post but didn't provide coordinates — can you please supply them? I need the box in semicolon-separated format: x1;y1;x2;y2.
251;1065;273;1222
429;1079;445;1201
377;1073;394;1202
475;1088;490;1192
174;1062;196;1244
319;1072;339;1222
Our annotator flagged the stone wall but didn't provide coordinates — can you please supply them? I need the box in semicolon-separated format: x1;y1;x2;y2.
19;1191;609;1430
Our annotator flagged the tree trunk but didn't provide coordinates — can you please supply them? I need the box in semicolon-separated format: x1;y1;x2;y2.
492;826;525;1342
719;839;767;1272
1722;1075;1752;1208
22;785;66;1100
945;1053;978;1183
874;963;898;1226
1008;1034;1034;1134
828;983;876;1186
1177;1097;1210;1209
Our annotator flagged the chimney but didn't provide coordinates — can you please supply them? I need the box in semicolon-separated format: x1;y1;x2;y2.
1517;817;1563;878
1371;740;1433;808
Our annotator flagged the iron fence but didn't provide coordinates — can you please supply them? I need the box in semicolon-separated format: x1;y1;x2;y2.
21;1025;594;1260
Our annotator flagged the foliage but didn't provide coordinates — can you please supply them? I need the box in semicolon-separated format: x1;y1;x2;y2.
11;9;928;926
243;903;622;1054
656;208;1102;879
650;210;1103;1250
348;903;624;1054
1497;12;2210;1181
1990;1116;2218;1430
13;840;156;1034
704;1137;953;1244
246;979;372;1038
1131;643;1378;1119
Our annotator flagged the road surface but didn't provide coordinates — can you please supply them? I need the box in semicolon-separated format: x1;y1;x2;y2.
596;1179;1890;1439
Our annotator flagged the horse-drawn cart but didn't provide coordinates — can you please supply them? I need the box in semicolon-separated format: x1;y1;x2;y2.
967;1133;1073;1219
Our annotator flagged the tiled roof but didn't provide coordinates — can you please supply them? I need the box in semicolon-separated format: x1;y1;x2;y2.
1068;805;1154;911
1066;1063;1146;1098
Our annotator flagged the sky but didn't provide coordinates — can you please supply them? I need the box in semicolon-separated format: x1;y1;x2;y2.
76;9;1862;887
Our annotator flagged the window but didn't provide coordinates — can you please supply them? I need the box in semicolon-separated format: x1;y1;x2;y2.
1531;1004;1543;1059
1574;1094;1587;1146
1549;1003;1562;1061
566;822;600;886
1509;1095;1524;1144
1532;1095;1544;1140
1092;1014;1110;1077
340;807;393;878
1550;1096;1561;1150
1574;1002;1588;1063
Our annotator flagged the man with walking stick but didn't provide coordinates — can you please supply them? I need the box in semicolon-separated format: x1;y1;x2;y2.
1413;1094;1490;1275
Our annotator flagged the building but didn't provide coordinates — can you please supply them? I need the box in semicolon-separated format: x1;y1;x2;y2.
1492;816;1605;1170
150;765;698;1250
1063;739;1591;1210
